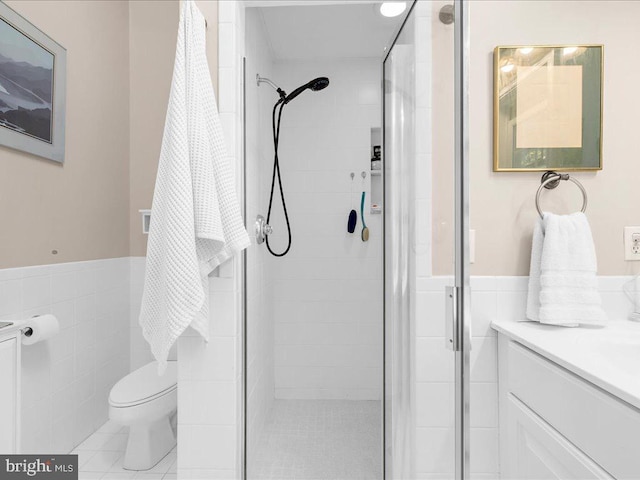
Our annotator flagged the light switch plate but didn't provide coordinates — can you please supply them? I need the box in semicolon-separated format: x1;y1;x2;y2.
139;209;151;234
624;226;640;261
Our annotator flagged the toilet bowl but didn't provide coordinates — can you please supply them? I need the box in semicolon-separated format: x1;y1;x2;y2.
109;361;177;470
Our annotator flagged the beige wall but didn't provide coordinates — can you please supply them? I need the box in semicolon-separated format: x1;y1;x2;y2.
0;1;130;268
128;0;179;257
16;1;636;276
0;1;219;267
129;0;218;257
469;0;640;276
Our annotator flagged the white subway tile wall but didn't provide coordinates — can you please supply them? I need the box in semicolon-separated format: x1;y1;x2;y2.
0;258;130;454
415;276;503;478
0;260;617;473
267;57;383;401
176;273;242;478
129;257;152;371
414;1;434;282
243;5;385;477
0;250;626;478
174;2;246;479
244;7;276;466
413;277;504;478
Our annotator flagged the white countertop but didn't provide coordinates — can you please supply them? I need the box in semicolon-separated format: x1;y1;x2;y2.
492;318;640;410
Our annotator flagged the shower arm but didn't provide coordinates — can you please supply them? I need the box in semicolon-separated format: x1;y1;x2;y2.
257;74;286;100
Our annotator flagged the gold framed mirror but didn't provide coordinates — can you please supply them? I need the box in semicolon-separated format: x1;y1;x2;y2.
494;45;603;172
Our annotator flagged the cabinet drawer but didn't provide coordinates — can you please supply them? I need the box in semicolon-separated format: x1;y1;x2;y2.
507;393;613;480
508;340;640;480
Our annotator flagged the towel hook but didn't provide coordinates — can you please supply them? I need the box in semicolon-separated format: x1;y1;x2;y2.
535;171;588;219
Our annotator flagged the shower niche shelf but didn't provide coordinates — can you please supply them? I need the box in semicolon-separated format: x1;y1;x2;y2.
370;127;382;214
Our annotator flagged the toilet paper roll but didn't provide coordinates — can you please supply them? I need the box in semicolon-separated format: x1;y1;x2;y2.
21;314;60;346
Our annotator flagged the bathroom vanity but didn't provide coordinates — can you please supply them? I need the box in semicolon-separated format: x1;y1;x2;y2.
0;323;21;454
492;319;640;480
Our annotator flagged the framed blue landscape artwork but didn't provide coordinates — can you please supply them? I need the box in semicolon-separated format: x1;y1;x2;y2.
0;2;66;163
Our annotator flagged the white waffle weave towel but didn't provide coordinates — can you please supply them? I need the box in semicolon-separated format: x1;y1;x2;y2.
139;0;250;373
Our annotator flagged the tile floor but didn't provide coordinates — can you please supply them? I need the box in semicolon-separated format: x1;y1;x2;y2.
72;420;176;480
248;400;382;480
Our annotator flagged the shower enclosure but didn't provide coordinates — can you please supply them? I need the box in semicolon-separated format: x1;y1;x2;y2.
242;1;470;478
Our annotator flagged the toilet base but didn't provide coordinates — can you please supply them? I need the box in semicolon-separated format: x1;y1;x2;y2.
123;415;176;471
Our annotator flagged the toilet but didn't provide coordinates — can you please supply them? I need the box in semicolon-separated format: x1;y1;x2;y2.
109;360;177;470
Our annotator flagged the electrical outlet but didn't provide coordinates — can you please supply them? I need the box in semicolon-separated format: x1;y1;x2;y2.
624;227;640;261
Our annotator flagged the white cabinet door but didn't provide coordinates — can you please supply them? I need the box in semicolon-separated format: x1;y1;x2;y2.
0;336;17;453
507;340;640;478
505;394;614;480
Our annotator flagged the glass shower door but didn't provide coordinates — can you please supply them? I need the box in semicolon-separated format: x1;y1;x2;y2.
383;1;470;479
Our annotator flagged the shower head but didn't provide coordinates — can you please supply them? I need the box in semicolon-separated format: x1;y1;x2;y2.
309;77;330;91
284;77;330;104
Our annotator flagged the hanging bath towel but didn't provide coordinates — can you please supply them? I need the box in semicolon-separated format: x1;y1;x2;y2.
139;0;250;373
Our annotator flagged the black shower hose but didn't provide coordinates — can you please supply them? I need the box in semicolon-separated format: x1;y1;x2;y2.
265;99;292;257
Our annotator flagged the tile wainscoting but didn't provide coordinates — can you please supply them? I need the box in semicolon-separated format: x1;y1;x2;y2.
0;248;632;479
0;257;130;454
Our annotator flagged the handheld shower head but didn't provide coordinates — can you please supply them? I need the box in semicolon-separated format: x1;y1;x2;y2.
257;74;330;104
309;77;330;91
261;75;329;257
284;77;330;104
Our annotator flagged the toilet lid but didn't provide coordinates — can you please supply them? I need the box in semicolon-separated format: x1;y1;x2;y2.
110;361;177;407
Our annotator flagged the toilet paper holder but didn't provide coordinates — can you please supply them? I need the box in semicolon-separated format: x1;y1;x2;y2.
21;326;34;337
19;314;58;343
19;314;41;336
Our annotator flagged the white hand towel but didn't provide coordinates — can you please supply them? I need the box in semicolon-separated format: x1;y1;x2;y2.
525;217;544;322
526;212;606;327
139;0;250;373
623;275;640;321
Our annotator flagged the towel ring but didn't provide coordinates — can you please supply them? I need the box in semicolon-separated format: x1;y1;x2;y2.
535;171;588;219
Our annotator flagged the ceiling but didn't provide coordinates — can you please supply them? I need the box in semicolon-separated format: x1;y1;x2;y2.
255;2;404;61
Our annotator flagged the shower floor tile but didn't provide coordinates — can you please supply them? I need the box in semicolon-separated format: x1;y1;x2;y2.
249;399;382;480
73;420;176;480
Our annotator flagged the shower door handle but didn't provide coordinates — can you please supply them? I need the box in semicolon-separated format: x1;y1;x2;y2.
445;286;460;351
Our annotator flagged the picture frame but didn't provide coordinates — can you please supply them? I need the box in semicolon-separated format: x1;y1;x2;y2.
0;1;66;163
493;45;603;172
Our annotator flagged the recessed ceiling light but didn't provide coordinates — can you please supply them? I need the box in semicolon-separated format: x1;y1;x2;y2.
380;2;407;18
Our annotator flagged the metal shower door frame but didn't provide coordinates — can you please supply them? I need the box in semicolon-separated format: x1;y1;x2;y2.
381;0;471;478
453;1;471;479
